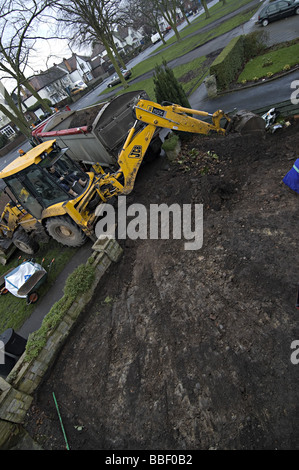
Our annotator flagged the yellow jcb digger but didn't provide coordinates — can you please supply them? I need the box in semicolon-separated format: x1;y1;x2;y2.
0;99;264;254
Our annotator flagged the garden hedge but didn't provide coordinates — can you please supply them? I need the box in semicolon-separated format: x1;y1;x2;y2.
210;35;245;90
210;32;268;91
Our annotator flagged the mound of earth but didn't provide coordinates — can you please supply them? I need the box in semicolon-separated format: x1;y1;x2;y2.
24;119;299;450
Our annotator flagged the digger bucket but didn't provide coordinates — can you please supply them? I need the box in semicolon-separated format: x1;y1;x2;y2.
226;110;265;135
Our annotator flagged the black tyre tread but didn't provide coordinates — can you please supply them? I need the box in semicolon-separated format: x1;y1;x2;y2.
12;230;39;254
45;216;87;247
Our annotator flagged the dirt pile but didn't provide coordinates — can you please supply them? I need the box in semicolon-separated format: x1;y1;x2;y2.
24;120;299;450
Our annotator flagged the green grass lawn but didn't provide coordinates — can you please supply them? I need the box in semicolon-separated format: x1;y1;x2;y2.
100;0;259;101
0;239;79;333
110;55;208;101
155;0;257;49
238;40;299;82
131;7;256;76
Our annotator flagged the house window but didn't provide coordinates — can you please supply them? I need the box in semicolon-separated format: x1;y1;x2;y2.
1;125;15;138
85;72;93;81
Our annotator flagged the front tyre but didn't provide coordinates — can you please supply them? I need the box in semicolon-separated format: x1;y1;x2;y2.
12;230;39;255
45;216;87;247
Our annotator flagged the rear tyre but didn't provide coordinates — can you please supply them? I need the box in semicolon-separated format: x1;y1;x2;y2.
296;7;299;14
45;216;87;247
12;230;39;255
262;19;269;26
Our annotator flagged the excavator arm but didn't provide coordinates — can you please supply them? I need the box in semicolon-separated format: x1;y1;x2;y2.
94;99;231;198
134;99;230;135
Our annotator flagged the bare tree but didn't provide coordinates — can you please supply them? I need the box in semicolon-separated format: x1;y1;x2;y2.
177;1;191;25
0;0;55;136
55;0;130;89
201;0;211;19
0;1;54;108
126;0;167;45
155;0;182;42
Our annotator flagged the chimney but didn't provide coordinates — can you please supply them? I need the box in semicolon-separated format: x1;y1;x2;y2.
63;58;72;72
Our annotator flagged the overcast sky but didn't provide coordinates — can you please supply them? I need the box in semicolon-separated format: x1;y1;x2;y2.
1;3;91;94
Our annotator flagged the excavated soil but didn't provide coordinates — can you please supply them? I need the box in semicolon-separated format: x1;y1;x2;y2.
24;120;299;450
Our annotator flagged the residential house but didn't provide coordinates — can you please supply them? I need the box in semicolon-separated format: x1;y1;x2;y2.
22;53;94;114
61;53;94;84
89;44;111;80
113;26;144;54
90;26;144;76
24;66;72;111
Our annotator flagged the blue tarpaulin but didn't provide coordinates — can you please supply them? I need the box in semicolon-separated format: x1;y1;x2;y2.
283;158;299;194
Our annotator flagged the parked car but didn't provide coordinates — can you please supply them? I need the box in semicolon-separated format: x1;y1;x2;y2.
151;32;160;44
71;86;85;95
258;0;299;26
70;80;87;94
107;69;132;88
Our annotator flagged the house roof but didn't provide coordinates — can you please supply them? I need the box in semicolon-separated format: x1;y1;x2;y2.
27;53;92;92
91;43;106;59
28;66;67;91
114;26;129;40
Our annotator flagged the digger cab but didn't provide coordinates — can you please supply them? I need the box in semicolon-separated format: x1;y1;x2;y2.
0;140;88;221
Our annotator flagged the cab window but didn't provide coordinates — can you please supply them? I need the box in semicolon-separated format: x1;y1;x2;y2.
5;175;44;219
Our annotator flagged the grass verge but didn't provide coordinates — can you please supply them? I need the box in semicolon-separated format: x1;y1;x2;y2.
111;55;208;100
0;239;79;333
24;263;95;362
237;39;299;82
154;0;257;50
100;1;259;100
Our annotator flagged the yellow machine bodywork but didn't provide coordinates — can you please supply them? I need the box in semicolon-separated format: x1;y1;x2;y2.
92;99;230;197
0;99;233;249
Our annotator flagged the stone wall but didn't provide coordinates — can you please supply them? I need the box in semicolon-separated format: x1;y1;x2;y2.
0;236;123;449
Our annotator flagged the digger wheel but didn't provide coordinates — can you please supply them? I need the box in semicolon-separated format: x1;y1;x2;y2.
45;216;87;247
12;230;39;255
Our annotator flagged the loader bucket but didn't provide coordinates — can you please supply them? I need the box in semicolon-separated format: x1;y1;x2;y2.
227;110;265;135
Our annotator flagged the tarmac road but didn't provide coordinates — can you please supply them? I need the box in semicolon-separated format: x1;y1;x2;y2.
189;69;299;113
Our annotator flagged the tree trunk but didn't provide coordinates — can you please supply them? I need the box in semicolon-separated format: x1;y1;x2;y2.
171;22;181;41
181;10;190;25
158;30;167;45
109;40;126;69
201;0;210;18
22;79;52;113
0;83;27;124
103;38;129;89
0;104;31;138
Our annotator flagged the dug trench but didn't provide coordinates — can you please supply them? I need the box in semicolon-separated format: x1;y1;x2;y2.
24;120;299;450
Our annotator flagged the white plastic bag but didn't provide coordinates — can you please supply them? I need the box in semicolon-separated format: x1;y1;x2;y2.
4;261;45;298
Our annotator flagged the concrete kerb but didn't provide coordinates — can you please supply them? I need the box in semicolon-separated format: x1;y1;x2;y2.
0;236;123;449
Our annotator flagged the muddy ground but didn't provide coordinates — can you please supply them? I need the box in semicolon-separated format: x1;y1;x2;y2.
24;119;299;450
